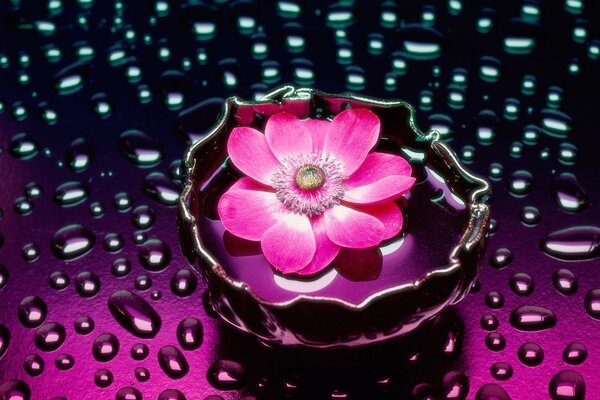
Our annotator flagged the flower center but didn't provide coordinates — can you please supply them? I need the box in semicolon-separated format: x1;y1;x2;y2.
295;165;325;190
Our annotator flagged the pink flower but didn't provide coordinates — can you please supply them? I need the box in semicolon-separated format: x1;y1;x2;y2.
217;108;415;275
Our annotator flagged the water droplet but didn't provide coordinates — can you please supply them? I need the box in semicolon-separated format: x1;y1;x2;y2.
396;24;442;60
549;370;586;400
441;371;469;399
584;289;600;320
131;343;149;360
0;324;9;359
113;192;133;212
541;109;572;138
116;387;142;400
14;196;33;215
551;173;588;212
490;362;513;381
103;232;124;252
51;224;95;260
0;265;9;291
207;360;245;390
510;305;557;331
35;322;66;351
49;271;69;290
135;275;152;291
118;130;164;167
485;332;506;351
53;181;89;207
158;345;189;379
18;296;48;328
158;389;187;400
551;268;577;296
25;182;42;199
92;333;119;361
139;238;171;271
480;315;498;331
177;318;203;350
490;248;513;269
142;172;180;206
509;272;534;296
518;342;544;366
66;138;93;172
90;92;111;118
21;243;40;261
9;133;39;159
485;291;504;309
475;383;511;400
540;226;600;261
74;316;95;335
74;271;100;297
53;62;86;94
94;368;113;388
479;56;501;82
503;18;538;54
89;202;104;217
108;289;162;338
508;170;534;197
112;258;132;277
475;110;499;144
135;366;150;382
0;380;31;400
55;353;74;370
170;269;197;297
563;342;587;365
132;205;155;229
521;206;540;226
23;354;44;376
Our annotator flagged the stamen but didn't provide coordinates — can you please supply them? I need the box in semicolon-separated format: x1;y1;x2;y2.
295;165;325;190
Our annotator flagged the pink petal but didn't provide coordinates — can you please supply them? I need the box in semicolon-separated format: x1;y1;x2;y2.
344;175;416;205
324;205;384;248
296;216;340;276
323;108;380;175
261;213;316;273
227;126;281;186
346;152;413;185
352;202;404;240
217;178;283;241
303;119;331;154
265;112;312;163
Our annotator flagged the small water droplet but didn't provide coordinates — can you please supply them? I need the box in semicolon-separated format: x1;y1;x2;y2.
139;238;171;271
177;318;203;350
490;248;513;269
553;269;578;295
51;224;95;260
23;354;44;376
49;271;69;290
135;366;150;382
132;205;155;229
53;181;89;207
74;271;100;297
142;172;180;206
108;289;162;338
55;353;74;370
540;226;600;261
131;343;149;360
0;324;9;359
35;322;66;351
207;360;246;390
510;305;557;331
509;272;534;296
103;232;124;252
158;389;187;400
549;370;586;400
480;315;498;331
396;24;442;60
563;342;587;365
94;368;113;388
508;170;534;197
135;275;152;291
518;342;544;366
118;130;164;167
92;333;119;361
0;264;8;290
158;345;189;379
74;316;94;335
584;289;600;320
112;258;132;277
485;291;504;309
21;243;40;262
490;362;513;381
441;371;469;399
485;332;506;351
113;192;133;212
9;133;39;159
116;387;142;400
0;380;31;400
170;269;197;297
18;296;48;328
66;138;94;172
521;206;540;226
475;383;511;400
551;173;588;212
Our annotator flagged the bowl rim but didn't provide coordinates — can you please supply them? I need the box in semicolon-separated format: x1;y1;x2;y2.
179;84;491;311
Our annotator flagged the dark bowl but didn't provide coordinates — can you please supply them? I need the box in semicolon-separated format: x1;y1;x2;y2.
178;85;491;348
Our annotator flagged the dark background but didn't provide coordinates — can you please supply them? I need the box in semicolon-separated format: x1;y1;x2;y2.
0;0;598;399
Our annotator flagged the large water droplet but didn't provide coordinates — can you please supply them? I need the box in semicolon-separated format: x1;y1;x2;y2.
177;317;203;350
142;172;180;206
584;289;600;320
158;345;189;379
139;238;172;271
207;360;246;390
18;296;48;328
108;289;162;338
510;305;557;331
116;387;142;400
540;226;600;261
549;370;586;400
118;130;164;167
0;380;31;400
475;384;511;400
51;224;95;260
92;333;120;361
396;24;442;60
35;322;66;351
503;18;539;54
53;181;89;207
551;173;588;212
158;389;187;400
441;371;469;399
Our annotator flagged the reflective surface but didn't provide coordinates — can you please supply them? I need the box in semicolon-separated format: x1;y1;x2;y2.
0;0;598;399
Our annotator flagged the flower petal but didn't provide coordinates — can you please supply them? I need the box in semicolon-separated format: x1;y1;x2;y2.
323;108;380;175
217;178;283;241
346;152;413;185
296;216;340;276
227;126;282;186
303;118;331;154
324;205;384;248
352;202;403;240
261;213;316;273
344;175;416;205
265;112;313;163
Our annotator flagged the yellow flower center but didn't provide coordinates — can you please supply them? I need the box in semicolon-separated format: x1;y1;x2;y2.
295;165;325;190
